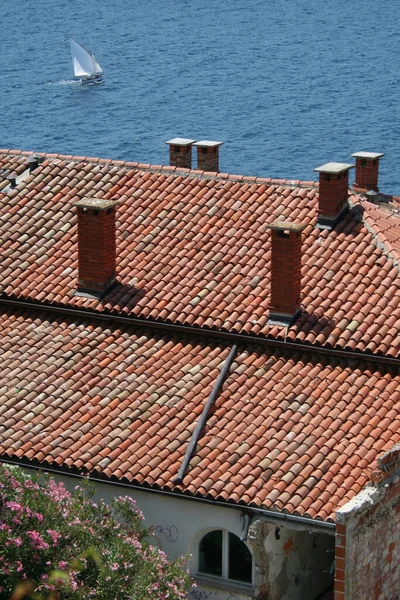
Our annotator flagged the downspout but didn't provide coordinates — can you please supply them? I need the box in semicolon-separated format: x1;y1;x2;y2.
173;344;238;485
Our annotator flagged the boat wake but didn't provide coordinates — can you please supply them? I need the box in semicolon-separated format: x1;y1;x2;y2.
46;79;81;86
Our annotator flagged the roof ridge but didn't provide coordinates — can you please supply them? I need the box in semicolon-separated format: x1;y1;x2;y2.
353;198;400;274
0;148;319;188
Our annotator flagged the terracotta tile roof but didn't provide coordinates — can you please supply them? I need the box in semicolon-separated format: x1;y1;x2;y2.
1;149;400;523
0;307;399;521
0;151;399;357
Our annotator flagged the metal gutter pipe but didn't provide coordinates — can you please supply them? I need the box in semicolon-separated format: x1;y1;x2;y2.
0;457;336;531
0;297;398;367
173;344;238;485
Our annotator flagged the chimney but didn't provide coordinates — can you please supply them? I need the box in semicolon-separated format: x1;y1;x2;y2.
75;197;119;299
166;138;196;169
28;155;40;173
193;140;223;172
267;221;307;324
314;162;354;228
352;151;384;192
7;173;17;188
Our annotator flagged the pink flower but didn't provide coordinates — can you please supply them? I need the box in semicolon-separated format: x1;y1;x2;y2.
15;561;23;573
27;530;49;550
34;512;44;522
5;536;22;547
24;479;39;490
5;501;23;513
47;529;61;544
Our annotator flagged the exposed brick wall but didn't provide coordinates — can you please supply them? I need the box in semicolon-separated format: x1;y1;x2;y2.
335;445;400;600
269;227;304;317
196;146;220;172
75;198;118;295
353;157;380;192
169;144;193;169
318;171;349;219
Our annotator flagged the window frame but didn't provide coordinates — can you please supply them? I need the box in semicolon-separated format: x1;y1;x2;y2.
195;528;254;590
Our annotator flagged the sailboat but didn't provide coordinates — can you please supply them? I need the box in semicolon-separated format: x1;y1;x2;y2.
70;37;103;84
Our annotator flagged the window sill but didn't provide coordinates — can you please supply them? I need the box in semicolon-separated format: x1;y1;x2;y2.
194;574;254;596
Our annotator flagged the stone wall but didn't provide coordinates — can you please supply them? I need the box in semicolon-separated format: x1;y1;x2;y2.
335;444;400;600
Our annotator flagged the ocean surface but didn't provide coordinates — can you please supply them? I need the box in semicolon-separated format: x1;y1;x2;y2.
2;0;400;194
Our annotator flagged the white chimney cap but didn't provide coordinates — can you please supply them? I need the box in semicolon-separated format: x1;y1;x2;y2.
314;162;354;174
193;140;223;148
166;138;196;146
351;152;384;160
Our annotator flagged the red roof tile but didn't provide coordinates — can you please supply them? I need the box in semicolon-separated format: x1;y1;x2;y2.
1;151;399;356
0;307;399;521
1;149;400;523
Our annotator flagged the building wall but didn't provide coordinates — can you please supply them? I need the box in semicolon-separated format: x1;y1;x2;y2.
30;469;334;600
335;446;400;600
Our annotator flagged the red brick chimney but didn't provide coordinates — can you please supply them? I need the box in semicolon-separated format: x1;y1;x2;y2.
352;151;384;192
75;197;119;298
314;162;354;228
267;222;307;323
193;140;223;172
166;138;196;169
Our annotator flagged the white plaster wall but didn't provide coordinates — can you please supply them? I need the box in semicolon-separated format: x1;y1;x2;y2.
48;472;253;600
22;468;333;600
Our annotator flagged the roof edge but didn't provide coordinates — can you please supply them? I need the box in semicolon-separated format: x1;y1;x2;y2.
351;198;400;275
0;455;335;530
0;148;319;188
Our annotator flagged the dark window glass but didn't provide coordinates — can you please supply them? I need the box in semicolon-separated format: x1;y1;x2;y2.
199;530;222;576
228;533;252;583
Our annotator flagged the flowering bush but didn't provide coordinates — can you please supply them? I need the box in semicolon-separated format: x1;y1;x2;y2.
0;465;193;599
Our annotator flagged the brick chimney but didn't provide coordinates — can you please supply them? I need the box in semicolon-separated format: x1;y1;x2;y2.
193;140;223;172
75;197;119;298
351;151;384;192
166;138;196;169
314;162;354;228
267;222;307;323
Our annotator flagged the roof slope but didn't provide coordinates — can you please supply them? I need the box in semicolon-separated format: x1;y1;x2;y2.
1;152;400;356
1;149;400;523
0;307;399;522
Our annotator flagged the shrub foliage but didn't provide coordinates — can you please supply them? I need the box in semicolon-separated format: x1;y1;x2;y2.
0;465;192;599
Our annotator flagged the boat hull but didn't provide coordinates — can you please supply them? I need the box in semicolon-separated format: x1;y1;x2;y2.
81;74;103;84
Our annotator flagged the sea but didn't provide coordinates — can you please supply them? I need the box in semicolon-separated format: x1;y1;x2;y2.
2;0;400;194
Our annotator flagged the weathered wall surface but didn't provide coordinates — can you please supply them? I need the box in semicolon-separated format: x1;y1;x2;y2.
247;519;334;600
335;445;400;600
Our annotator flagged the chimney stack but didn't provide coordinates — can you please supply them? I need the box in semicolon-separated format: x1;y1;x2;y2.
194;140;223;172
28;155;40;173
166;138;196;169
75;197;119;298
314;162;354;228
7;173;17;189
352;151;384;193
267;221;307;323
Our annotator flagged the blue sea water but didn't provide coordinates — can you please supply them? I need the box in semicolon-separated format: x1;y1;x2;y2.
2;0;400;193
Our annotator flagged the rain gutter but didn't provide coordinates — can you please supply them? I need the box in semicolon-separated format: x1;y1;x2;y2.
0;456;336;531
0;297;399;367
173;344;238;485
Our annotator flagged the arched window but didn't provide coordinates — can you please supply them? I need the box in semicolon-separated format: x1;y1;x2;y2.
198;529;252;584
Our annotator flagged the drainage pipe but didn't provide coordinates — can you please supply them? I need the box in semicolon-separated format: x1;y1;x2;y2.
173;344;238;485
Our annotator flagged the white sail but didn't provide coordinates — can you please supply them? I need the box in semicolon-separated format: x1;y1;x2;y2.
70;37;103;78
